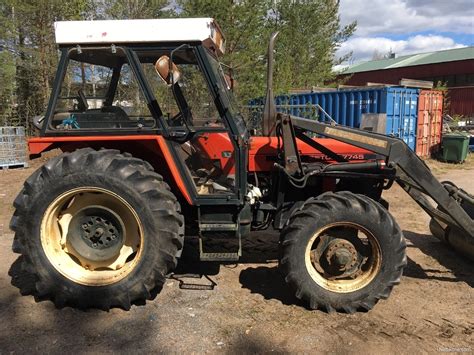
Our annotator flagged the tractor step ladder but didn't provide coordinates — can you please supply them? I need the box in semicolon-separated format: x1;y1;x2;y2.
198;223;241;262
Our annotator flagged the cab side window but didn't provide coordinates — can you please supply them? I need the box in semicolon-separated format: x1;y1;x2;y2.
137;49;224;128
51;47;155;130
178;63;222;127
56;60;111;113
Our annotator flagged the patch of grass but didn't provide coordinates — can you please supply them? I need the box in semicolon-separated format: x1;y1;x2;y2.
425;152;474;176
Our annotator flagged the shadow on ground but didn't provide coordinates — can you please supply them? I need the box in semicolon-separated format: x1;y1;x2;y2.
1;268;171;352
174;232;307;309
403;230;474;287
228;332;291;354
238;265;305;308
172;232;305;308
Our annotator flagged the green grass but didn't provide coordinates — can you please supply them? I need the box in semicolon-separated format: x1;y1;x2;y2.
425;152;474;176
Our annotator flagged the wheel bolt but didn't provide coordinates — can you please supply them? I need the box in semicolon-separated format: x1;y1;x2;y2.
92;243;98;248
82;224;88;229
111;235;116;240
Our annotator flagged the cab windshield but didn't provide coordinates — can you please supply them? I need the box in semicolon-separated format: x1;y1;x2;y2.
204;50;247;132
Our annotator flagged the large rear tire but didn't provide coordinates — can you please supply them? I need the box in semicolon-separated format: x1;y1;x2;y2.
10;148;184;310
280;191;406;313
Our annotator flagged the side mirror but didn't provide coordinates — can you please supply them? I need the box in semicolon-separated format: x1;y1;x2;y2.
155;55;181;85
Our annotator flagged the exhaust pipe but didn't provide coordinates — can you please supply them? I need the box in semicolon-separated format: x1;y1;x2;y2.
262;32;279;136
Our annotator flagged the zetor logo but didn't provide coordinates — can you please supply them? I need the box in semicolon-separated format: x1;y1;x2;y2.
315;154;366;161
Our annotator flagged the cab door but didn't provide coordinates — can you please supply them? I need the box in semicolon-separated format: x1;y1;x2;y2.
133;46;240;205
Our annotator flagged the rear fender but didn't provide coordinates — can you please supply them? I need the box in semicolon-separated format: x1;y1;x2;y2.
28;135;193;205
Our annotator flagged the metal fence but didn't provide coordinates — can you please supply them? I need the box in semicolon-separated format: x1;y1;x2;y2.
0;126;28;169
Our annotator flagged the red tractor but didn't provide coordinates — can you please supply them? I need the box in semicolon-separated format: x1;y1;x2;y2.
12;18;473;312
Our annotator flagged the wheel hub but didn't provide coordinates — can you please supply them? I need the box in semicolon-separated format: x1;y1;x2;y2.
324;239;358;272
311;237;362;279
68;206;125;262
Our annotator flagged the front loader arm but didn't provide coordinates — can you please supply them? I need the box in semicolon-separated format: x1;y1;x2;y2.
279;113;474;243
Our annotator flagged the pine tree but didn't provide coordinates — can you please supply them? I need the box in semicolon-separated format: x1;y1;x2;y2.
178;0;271;102
1;0;92;130
0;1;18;125
177;0;355;101
102;0;169;19
269;0;355;92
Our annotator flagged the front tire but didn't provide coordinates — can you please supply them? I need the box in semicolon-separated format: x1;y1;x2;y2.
10;148;184;310
280;191;406;313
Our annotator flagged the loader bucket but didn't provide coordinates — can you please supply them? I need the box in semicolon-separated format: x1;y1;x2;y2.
430;219;474;261
429;196;474;261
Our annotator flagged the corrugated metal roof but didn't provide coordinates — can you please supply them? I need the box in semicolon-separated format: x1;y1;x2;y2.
343;46;474;74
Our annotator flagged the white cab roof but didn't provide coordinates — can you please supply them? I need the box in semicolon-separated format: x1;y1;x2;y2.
54;18;225;55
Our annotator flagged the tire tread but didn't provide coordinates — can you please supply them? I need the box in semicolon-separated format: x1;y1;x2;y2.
10;148;183;310
280;191;406;313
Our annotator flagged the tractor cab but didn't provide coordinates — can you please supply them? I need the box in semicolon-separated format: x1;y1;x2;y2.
40;18;249;202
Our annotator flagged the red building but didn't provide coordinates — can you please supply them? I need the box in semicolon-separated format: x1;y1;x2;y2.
339;47;474;117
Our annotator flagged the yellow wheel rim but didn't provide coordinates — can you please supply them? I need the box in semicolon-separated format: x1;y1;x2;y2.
304;222;382;293
40;187;144;286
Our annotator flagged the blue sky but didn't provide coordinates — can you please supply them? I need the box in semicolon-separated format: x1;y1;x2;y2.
337;0;473;64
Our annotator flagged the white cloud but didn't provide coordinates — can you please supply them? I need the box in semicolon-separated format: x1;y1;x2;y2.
339;0;474;36
338;34;466;63
337;0;472;64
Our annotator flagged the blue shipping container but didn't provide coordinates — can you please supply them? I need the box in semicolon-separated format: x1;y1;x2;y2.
266;87;420;151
